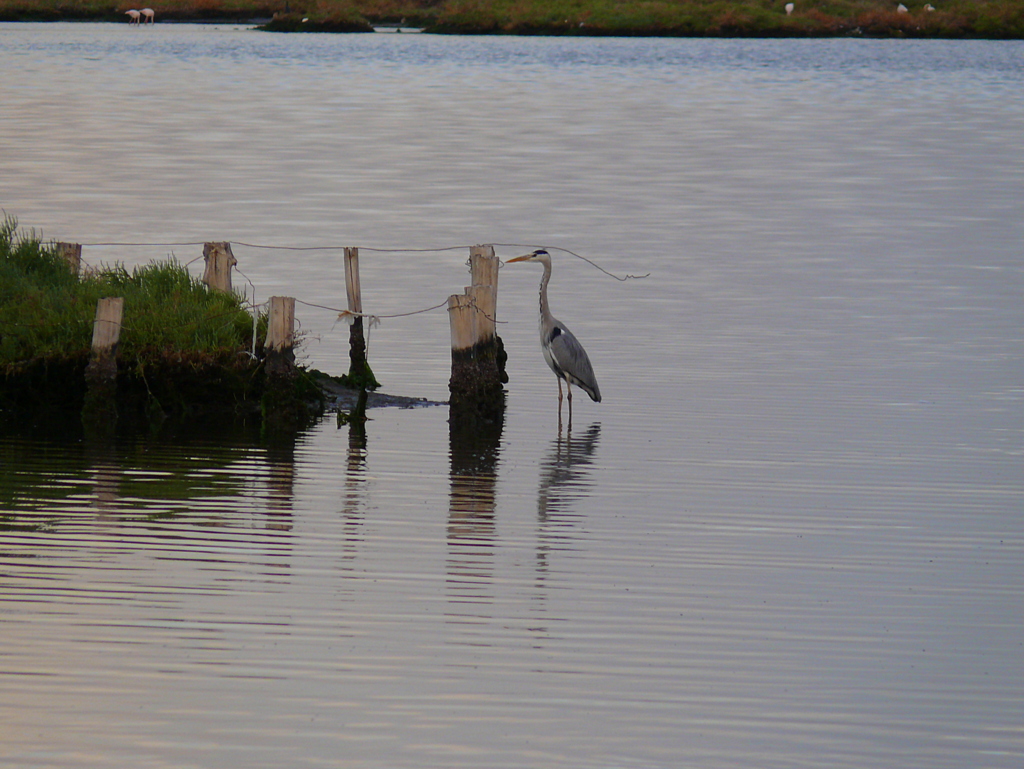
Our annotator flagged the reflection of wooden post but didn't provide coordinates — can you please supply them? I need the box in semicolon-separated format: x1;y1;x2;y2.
202;242;237;293
447;398;502;599
343;247;378;390
56;242;81;275
83;297;124;433
448;245;506;424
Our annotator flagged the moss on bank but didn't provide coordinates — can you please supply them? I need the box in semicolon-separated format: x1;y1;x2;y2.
1;0;1023;38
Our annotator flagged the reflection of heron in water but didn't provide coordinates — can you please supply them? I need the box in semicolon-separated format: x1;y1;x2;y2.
507;250;601;423
537;422;602;528
534;422;601;620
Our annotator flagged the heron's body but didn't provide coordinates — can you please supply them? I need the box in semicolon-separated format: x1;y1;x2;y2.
508;250;601;412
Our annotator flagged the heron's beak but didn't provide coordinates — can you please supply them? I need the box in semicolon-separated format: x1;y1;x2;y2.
507;254;532;263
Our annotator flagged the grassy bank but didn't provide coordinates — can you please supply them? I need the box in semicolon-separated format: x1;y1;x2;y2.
0;219;258;366
0;217;325;431
1;0;1022;37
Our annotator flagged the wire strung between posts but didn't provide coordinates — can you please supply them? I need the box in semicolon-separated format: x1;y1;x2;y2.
490;243;651;281
295;297;486;322
232;242;478;255
77;241;210;248
67;240;635;336
74;240;647;280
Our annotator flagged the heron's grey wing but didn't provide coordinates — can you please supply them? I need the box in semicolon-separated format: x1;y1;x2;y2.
548;323;601;402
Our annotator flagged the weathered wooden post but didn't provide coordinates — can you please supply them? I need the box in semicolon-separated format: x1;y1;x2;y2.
448;245;506;423
202;242;237;293
469;245;499;298
469;245;507;386
262;296;310;430
343;247;379;390
56;242;81;276
82;297;124;432
266;295;295;375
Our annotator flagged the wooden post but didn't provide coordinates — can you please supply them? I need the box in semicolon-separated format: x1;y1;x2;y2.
466;284;495;342
448;293;476;354
56;242;81;275
345;247;363;317
467;246;503;382
266;295;295;355
343;247;378;390
83;297;125;433
262;296;311;431
202;242;237;293
91;297;124;355
448;246;506;424
470;245;499;293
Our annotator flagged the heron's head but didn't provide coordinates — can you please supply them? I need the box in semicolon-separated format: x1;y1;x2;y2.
507;249;550;265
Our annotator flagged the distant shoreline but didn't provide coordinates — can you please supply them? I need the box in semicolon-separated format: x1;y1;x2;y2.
2;0;1022;39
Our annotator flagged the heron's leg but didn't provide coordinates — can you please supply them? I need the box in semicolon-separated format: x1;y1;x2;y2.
557;378;563;404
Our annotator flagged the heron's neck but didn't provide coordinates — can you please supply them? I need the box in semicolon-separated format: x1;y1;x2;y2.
538;260;552;321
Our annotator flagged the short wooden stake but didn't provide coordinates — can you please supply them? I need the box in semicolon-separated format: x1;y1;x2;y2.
448;294;477;352
91;297;124;359
202;242;237;293
56;242;82;276
345;247;363;317
448;246;506;424
265;295;297;393
343;247;378;390
83;297;125;433
468;246;503;382
266;295;295;355
469;245;499;292
263;296;308;431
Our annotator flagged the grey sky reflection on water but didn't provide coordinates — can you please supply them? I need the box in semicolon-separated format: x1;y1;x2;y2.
2;24;1023;767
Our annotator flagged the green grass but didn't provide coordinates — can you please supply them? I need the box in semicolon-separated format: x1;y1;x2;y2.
0;216;288;428
422;0;1024;37
0;215;261;370
1;0;1022;37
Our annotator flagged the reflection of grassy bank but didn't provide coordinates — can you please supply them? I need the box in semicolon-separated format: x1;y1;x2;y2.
1;0;1022;37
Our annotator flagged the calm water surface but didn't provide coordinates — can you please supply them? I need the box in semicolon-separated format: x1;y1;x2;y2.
1;23;1023;768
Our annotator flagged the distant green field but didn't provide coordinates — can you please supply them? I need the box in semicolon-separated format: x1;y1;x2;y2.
1;0;1022;38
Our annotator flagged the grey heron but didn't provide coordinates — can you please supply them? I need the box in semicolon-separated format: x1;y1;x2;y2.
507;249;601;416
